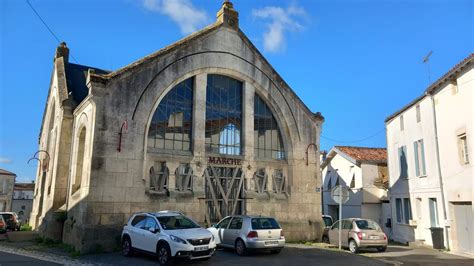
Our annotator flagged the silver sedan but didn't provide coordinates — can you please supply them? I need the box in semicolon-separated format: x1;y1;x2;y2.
208;215;285;255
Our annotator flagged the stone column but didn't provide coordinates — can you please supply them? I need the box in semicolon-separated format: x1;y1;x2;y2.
243;82;255;188
192;74;207;182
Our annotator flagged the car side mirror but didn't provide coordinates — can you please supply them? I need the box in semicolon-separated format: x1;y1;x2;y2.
148;227;159;234
211;224;217;228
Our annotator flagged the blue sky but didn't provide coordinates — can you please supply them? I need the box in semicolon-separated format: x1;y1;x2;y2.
0;0;472;182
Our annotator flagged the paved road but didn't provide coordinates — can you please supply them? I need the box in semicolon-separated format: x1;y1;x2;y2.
81;247;387;265
0;251;60;266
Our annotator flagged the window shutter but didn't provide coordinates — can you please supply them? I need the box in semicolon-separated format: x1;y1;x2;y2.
420;140;426;175
398;147;402;178
414;141;420;177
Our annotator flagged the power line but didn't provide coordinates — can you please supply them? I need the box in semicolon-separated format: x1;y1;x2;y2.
26;0;78;63
321;129;385;144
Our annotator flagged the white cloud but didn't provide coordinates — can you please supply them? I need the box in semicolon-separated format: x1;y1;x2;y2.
252;5;307;53
143;0;210;35
0;157;12;164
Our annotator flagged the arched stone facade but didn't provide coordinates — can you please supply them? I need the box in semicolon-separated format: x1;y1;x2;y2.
32;2;324;252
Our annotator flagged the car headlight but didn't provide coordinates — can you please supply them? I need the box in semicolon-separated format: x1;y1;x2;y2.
170;235;187;244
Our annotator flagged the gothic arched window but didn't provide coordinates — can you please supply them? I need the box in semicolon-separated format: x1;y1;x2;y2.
205;74;243;155
148;78;194;151
254;94;285;159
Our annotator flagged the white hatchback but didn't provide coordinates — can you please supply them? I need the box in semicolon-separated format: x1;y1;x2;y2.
121;211;216;265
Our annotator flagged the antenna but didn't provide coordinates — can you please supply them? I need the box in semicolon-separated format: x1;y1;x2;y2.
422;51;433;84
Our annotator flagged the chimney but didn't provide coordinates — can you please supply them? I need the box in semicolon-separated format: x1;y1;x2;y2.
54;42;69;63
216;0;239;30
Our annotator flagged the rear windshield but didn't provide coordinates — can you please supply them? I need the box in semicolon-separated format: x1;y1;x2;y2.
157;215;200;230
322;217;333;227
251;218;281;230
355;220;380;231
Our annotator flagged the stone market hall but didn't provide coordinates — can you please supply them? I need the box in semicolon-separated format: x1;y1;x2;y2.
30;1;325;252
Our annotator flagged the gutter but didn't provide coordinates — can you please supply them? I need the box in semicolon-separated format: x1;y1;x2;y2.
427;92;450;250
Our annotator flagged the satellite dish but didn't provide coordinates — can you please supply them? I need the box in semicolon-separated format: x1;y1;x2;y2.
331;185;350;204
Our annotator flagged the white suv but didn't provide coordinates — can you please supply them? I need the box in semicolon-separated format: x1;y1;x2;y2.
121;211;216;265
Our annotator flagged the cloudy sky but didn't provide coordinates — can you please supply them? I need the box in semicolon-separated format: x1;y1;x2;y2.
0;0;472;182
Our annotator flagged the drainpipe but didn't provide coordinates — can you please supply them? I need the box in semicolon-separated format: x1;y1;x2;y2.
427;92;450;250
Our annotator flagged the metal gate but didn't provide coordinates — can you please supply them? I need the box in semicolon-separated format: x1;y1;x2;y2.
204;166;245;224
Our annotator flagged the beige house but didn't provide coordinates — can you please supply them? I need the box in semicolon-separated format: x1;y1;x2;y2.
0;169;16;212
385;54;473;255
12;183;35;225
31;2;325;252
321;146;390;235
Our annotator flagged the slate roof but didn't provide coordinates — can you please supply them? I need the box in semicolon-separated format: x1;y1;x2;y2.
0;169;16;176
66;63;110;104
336;146;387;163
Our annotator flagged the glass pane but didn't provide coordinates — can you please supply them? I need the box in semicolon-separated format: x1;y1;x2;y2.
206;75;243;155
147;78;194;151
254;94;285;159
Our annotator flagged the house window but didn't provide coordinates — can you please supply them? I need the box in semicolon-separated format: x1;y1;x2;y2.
403;198;412;224
429;198;439;227
205;74;242;155
148;78;194;151
416;105;421;123
327;176;332;190
396;198;412;224
254;94;285;159
400;115;404;131
396;198;403;223
458;134;469;165
350;174;355;188
398;146;408;179
414;139;426;177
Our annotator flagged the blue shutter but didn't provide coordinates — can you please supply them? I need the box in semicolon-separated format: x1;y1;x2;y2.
420;140;426;175
414;141;420;177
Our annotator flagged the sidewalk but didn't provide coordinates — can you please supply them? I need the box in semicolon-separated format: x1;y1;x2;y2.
362;245;474;266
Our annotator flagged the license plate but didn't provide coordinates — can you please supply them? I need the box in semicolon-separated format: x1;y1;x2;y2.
194;246;209;252
369;236;380;240
265;241;278;246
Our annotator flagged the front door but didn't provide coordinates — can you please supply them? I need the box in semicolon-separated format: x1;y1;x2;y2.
204;166;245;224
453;202;473;254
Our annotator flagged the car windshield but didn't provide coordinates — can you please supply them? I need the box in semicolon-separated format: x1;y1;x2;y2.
251;218;281;230
355;220;380;231
322;217;333;227
156;215;200;230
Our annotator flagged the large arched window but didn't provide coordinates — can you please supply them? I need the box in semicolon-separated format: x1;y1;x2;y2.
205;74;242;155
72;127;86;194
148;78;194;151
254;94;285;159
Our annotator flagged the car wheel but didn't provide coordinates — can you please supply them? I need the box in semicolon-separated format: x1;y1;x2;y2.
122;237;133;257
377;246;387;252
322;236;329;243
157;243;171;265
235;239;247;256
349;239;359;253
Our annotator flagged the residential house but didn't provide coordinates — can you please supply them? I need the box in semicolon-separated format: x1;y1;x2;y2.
321;146;390;235
385;54;472;255
0;169;16;212
12;183;35;225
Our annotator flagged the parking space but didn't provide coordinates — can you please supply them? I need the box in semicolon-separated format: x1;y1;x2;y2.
80;247;387;266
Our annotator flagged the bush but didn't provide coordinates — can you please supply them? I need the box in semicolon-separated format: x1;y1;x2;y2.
20;224;32;231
